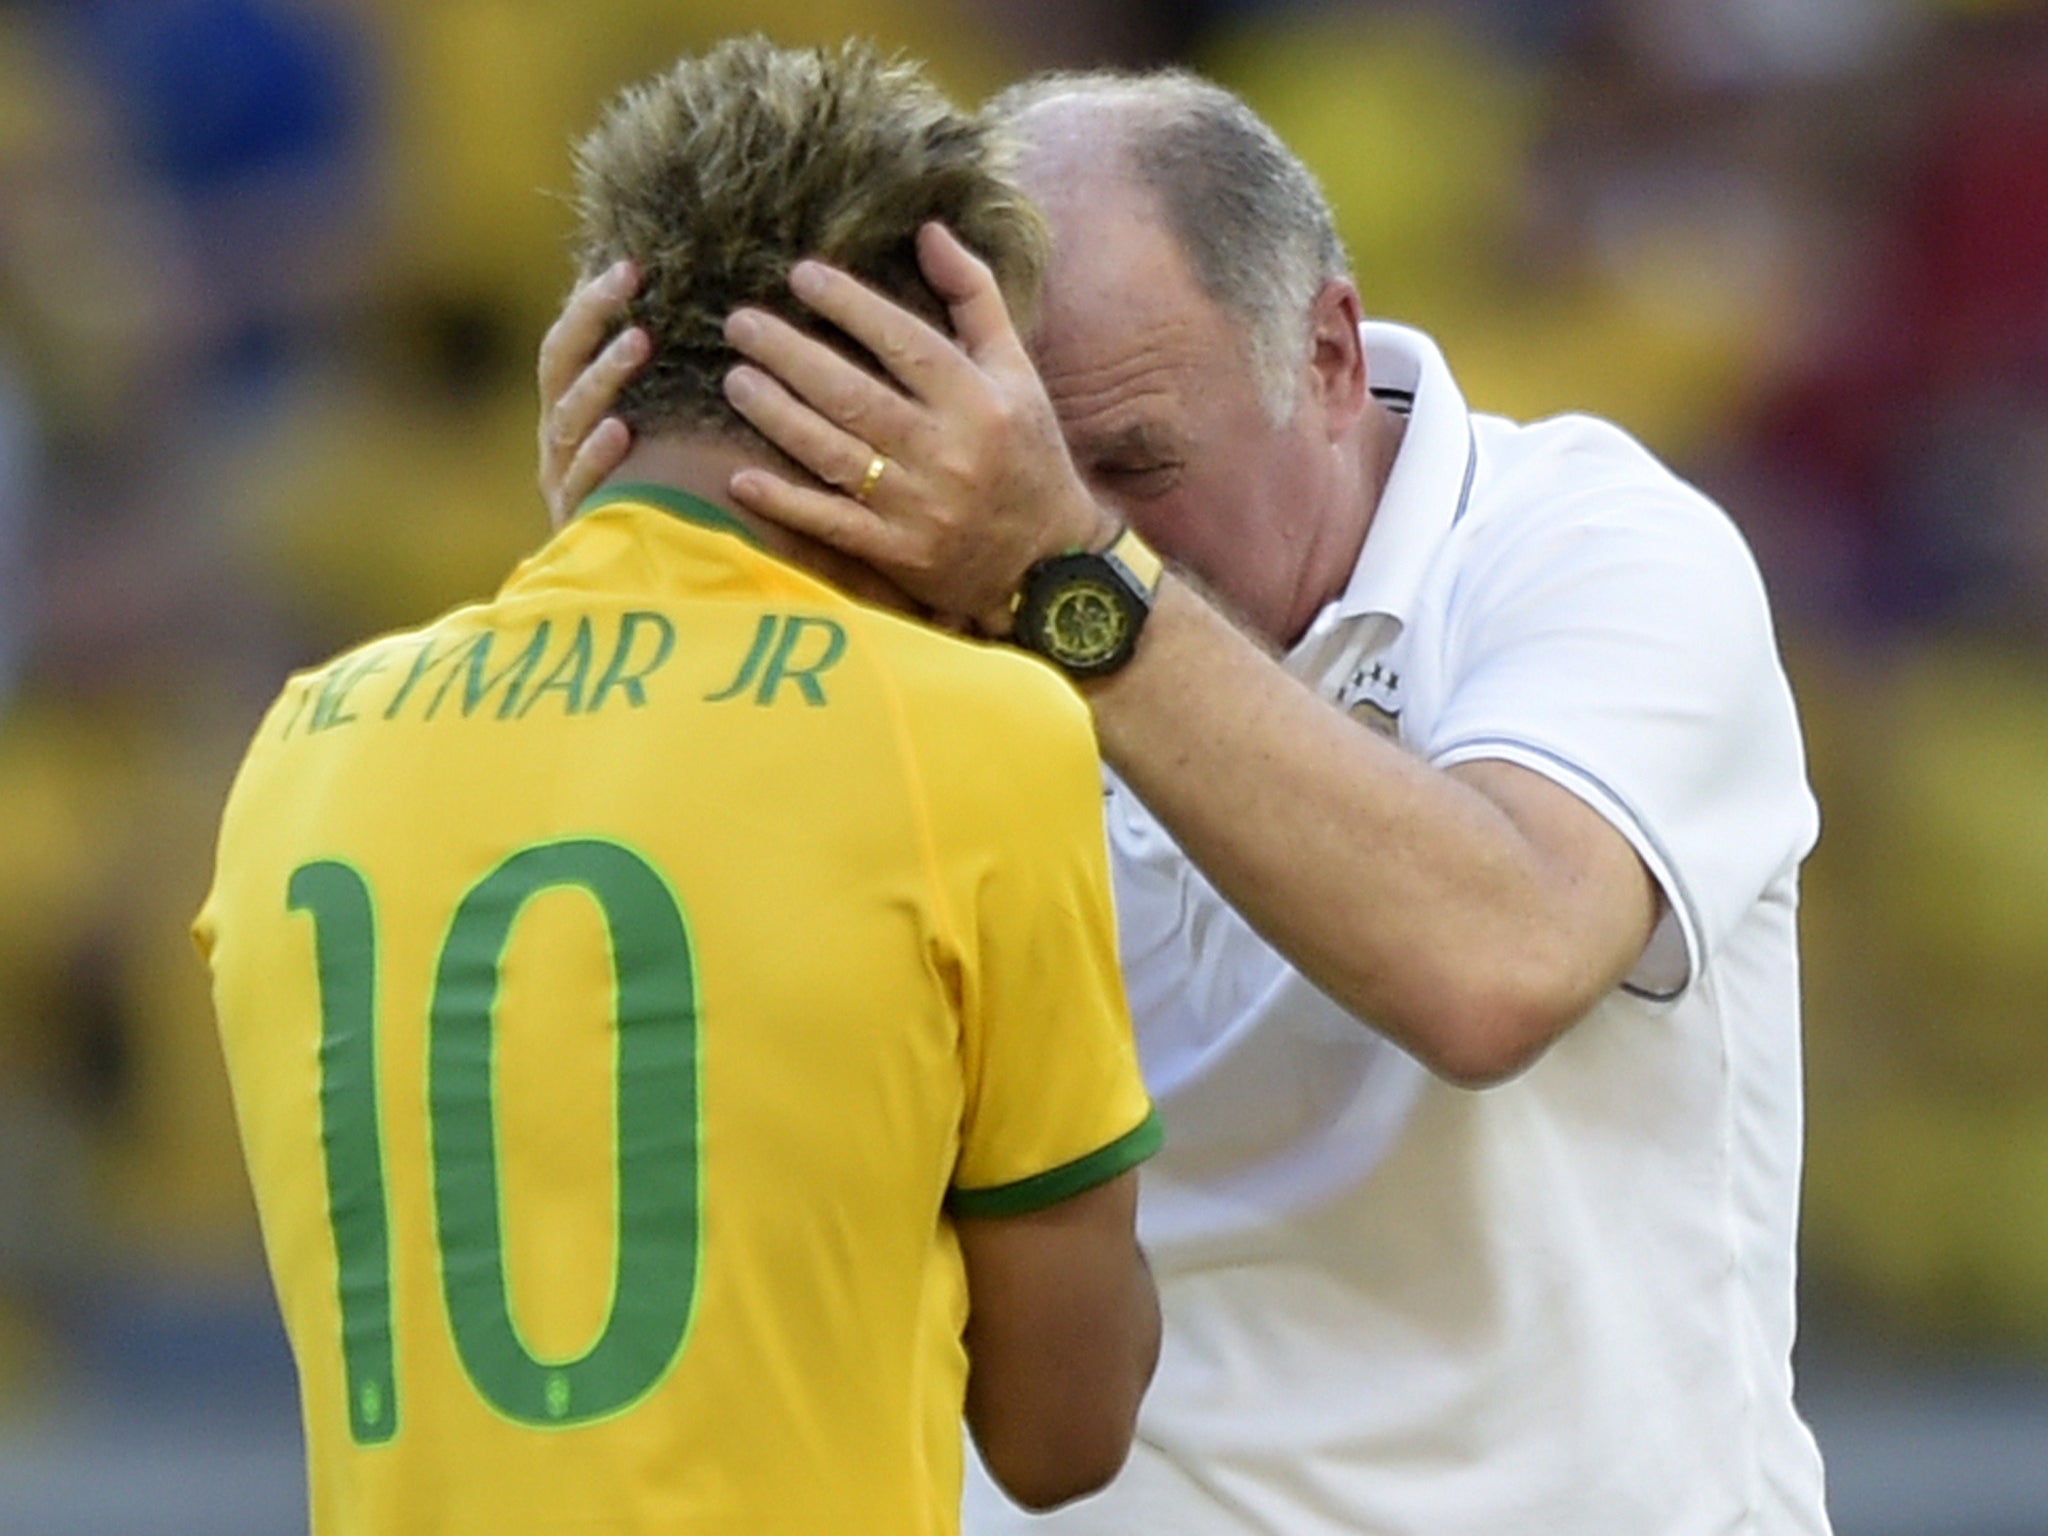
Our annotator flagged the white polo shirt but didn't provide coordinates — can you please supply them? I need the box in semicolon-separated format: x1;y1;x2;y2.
964;323;1831;1534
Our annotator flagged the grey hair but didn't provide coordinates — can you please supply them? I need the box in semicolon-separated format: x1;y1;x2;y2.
988;69;1348;421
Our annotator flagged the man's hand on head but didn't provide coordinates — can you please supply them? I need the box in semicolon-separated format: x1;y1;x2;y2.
537;259;647;524
721;222;1111;633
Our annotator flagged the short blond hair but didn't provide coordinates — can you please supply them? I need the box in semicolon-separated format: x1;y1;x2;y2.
573;37;1048;439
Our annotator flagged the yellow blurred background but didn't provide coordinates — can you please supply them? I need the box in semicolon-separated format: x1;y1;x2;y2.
1;0;2045;1529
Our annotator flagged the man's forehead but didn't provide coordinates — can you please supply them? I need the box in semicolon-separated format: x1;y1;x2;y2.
1029;297;1204;443
1061;415;1183;461
1009;143;1249;444
1031;195;1201;341
1028;238;1242;432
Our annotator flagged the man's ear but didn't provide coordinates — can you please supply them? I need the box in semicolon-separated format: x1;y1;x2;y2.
1305;278;1368;437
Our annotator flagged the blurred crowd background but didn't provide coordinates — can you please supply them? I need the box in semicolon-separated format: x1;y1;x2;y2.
1;0;2046;1528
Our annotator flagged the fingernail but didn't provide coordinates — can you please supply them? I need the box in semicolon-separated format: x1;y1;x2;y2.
618;326;649;359
725;310;761;345
789;261;826;299
606;259;635;292
724;366;760;403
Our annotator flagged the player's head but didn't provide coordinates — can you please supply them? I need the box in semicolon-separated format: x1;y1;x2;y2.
572;35;1049;444
987;71;1379;649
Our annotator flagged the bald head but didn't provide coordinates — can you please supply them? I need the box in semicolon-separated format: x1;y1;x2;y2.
987;70;1349;421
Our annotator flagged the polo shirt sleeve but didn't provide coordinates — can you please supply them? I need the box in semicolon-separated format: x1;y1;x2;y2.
925;655;1160;1217
1421;455;1818;997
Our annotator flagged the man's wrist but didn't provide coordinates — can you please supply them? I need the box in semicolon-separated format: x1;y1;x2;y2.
1008;523;1164;679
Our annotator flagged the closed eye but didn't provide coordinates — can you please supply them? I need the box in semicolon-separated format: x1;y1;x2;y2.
1093;462;1181;499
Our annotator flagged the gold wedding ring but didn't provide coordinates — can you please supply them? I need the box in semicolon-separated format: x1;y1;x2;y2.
854;451;889;504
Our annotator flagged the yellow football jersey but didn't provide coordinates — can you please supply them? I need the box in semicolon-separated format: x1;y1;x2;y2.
196;486;1158;1536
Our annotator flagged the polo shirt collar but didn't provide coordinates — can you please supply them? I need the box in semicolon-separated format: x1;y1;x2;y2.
1329;322;1477;632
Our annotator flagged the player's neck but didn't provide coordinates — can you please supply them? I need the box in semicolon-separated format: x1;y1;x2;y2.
599;435;773;539
599;436;916;615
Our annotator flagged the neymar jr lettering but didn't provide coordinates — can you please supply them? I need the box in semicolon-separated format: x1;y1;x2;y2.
278;609;849;739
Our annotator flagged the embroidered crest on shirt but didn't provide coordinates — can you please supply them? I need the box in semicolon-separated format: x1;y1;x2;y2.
1339;658;1403;740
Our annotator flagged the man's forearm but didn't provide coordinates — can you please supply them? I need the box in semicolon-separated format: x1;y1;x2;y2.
1085;576;1656;1085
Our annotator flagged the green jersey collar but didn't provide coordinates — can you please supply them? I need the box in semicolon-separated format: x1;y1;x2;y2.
576;481;763;548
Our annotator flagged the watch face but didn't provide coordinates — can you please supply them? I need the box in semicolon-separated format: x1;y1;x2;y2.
1042;579;1133;667
1016;549;1150;677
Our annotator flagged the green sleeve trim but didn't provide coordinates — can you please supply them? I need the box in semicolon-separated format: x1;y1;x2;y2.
947;1108;1163;1219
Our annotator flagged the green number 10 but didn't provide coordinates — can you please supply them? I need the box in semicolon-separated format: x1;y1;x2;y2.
288;839;703;1443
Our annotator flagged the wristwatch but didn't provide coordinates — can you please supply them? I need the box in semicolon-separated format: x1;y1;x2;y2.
1011;523;1165;678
